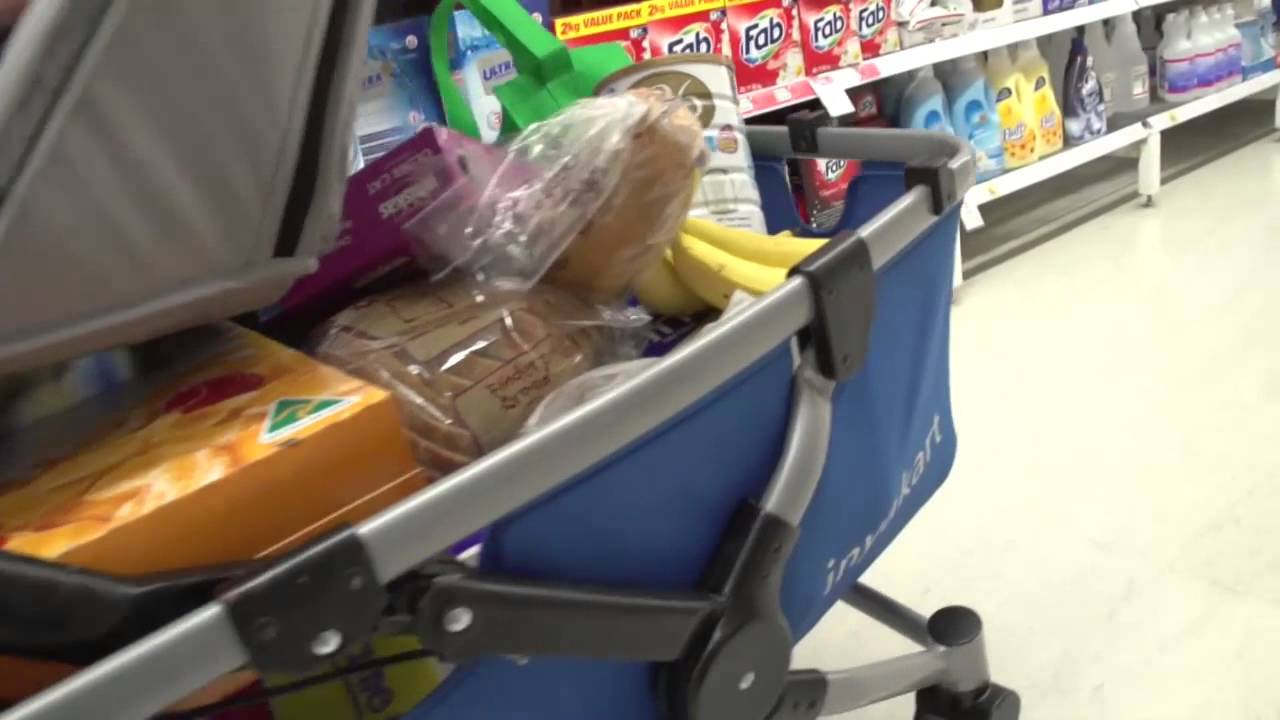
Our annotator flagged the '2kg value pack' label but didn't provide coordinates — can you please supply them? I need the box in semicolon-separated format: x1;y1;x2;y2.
726;0;807;94
554;2;650;63
851;0;900;60
796;0;860;75
645;0;728;58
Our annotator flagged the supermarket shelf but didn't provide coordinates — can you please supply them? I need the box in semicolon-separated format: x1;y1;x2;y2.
961;70;1280;230
740;0;1176;118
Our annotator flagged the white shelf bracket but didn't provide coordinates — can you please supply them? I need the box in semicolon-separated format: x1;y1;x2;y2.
1138;128;1162;206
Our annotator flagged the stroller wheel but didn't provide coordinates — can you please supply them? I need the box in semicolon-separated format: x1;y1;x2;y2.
914;682;1021;720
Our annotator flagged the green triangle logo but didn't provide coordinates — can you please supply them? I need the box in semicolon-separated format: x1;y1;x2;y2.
260;396;356;444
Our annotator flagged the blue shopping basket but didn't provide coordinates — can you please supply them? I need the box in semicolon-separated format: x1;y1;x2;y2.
0;126;1019;720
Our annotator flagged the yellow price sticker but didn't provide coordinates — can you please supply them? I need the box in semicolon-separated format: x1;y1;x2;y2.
1167;111;1179;124
987;184;1001;198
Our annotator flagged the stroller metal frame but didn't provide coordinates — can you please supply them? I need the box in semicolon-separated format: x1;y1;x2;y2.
0;127;1017;720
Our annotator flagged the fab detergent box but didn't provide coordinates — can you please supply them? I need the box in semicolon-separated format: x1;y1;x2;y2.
796;0;861;75
646;0;729;57
727;0;807;93
555;2;651;62
851;0;900;59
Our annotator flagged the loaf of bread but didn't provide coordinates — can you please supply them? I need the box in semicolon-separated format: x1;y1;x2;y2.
543;91;705;303
314;279;604;479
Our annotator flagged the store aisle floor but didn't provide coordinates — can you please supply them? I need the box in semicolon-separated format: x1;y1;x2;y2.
795;137;1280;719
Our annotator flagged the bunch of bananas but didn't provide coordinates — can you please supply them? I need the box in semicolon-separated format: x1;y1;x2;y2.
632;218;827;314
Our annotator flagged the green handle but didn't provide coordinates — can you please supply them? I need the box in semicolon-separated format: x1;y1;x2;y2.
430;0;633;139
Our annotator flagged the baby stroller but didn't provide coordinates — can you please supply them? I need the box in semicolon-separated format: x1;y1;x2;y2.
0;2;1019;719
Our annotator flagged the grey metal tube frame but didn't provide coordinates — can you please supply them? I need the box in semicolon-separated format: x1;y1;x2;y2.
1;127;974;720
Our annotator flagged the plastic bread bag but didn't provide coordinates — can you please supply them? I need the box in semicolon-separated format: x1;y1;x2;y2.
401;90;707;304
312;277;644;480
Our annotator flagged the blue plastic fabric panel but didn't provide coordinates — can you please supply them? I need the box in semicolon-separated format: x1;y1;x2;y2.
409;344;796;720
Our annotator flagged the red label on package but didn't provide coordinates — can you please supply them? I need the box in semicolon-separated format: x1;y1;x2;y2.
646;0;727;56
796;0;859;75
850;0;899;59
555;3;650;62
726;0;806;94
800;156;861;227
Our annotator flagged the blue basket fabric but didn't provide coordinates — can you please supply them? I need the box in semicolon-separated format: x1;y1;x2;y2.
408;165;960;720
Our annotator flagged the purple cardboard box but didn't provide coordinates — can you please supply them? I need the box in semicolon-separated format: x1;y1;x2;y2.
267;127;503;325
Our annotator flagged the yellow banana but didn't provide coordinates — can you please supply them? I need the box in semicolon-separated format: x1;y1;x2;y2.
671;233;787;310
684;217;826;268
631;250;710;316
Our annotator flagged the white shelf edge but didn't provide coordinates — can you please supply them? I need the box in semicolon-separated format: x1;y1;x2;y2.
964;69;1280;212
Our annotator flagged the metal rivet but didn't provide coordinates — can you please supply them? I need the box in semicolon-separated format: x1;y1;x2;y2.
443;606;474;633
253;618;278;643
347;572;365;591
310;629;343;657
738;672;755;691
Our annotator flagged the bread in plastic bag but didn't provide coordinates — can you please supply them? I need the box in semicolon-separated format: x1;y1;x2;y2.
402;91;706;303
312;278;628;478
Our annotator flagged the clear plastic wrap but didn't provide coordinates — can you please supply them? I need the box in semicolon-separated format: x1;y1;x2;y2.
312;277;640;479
401;91;707;303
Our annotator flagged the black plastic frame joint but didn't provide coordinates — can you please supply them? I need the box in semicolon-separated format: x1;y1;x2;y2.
786;109;832;155
905;158;957;216
790;233;875;382
222;526;385;675
767;670;828;720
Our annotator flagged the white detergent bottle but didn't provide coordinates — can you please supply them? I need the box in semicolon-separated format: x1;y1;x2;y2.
1159;13;1197;100
1083;22;1117;116
1189;7;1220;96
1219;3;1245;83
1110;12;1151;111
1205;5;1232;86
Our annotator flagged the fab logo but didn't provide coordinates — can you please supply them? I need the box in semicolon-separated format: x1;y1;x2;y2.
856;0;886;39
822;158;847;181
810;6;846;51
665;22;716;54
741;9;786;65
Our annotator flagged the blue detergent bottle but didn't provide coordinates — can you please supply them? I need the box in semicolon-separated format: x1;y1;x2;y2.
940;54;1005;181
898;66;956;135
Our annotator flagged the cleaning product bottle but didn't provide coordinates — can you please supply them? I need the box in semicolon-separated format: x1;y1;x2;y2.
986;45;1038;168
1189;7;1220;96
941;54;1006;181
1014;39;1064;157
1110;12;1152;111
1205;5;1232;86
1063;34;1107;143
1159;12;1197;99
1137;8;1162;82
1083;22;1117;116
898;66;956;134
1219;3;1245;83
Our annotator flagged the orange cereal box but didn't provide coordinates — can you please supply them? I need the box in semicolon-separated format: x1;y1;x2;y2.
0;324;424;575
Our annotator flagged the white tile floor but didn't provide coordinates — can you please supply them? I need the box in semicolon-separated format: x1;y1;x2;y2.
795;136;1280;719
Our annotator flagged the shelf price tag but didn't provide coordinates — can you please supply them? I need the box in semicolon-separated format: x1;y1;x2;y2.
810;76;854;117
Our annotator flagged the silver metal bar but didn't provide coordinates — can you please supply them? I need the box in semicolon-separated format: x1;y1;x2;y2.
819;649;949;715
842;583;933;648
1;605;246;720
759;359;834;525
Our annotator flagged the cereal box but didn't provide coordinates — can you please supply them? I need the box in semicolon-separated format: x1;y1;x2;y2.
796;0;860;75
726;0;807;93
851;0;900;59
554;2;650;62
646;0;728;57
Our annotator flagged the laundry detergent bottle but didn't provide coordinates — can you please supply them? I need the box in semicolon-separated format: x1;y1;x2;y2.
1014;39;1063;157
986;45;1038;168
1189;7;1220;96
1110;12;1152;111
1158;12;1197;100
899;66;956;134
1083;22;1117;116
941;54;1005;180
1063;34;1107;143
